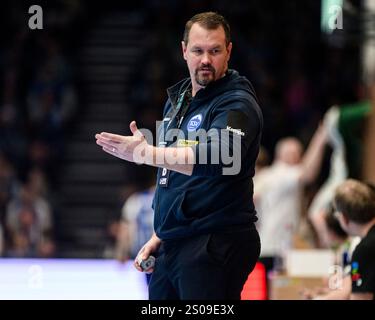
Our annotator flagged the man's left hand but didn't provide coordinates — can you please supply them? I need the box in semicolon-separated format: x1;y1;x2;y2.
95;121;149;164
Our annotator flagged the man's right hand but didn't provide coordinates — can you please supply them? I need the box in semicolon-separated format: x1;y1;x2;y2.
134;233;161;273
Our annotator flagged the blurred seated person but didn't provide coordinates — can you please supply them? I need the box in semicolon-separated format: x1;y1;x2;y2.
27;36;77;137
325;204;361;268
5;183;55;257
301;204;360;300
0;152;19;215
333;179;375;300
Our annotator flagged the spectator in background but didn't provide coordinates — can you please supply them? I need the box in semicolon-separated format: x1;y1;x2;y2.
324;204;361;264
26;35;77;183
324;204;361;298
0;67;27;169
254;123;327;274
301;204;360;300
115;184;155;284
333;179;375;300
27;36;76;134
0;153;19;223
27;166;49;199
5;182;55;258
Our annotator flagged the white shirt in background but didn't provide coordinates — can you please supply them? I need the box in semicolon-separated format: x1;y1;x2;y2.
254;162;302;257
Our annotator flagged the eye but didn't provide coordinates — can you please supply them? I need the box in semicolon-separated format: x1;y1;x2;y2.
211;48;221;55
192;48;203;55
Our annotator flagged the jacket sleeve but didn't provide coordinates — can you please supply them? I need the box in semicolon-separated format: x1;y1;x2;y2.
191;94;262;176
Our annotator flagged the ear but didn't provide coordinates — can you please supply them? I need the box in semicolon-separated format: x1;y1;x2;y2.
182;41;187;61
342;213;350;225
226;42;233;62
336;211;349;232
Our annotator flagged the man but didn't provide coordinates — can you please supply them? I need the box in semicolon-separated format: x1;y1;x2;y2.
300;204;360;300
254;125;327;274
95;12;263;299
334;179;375;300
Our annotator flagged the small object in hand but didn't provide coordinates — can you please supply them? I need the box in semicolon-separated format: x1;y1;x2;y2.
139;256;155;272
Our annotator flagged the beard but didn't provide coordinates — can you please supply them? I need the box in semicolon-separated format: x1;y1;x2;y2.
194;65;216;87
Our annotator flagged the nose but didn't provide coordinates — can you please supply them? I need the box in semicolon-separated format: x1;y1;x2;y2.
201;52;211;65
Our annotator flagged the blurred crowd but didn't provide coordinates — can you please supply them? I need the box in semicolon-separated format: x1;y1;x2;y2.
0;1;82;257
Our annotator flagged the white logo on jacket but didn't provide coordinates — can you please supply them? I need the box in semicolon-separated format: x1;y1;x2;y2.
187;114;202;132
226;126;245;136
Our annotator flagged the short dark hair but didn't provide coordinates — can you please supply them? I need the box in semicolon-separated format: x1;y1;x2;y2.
334;179;375;224
183;12;231;46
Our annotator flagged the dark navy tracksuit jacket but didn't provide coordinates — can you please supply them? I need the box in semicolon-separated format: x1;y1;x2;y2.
152;69;263;241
